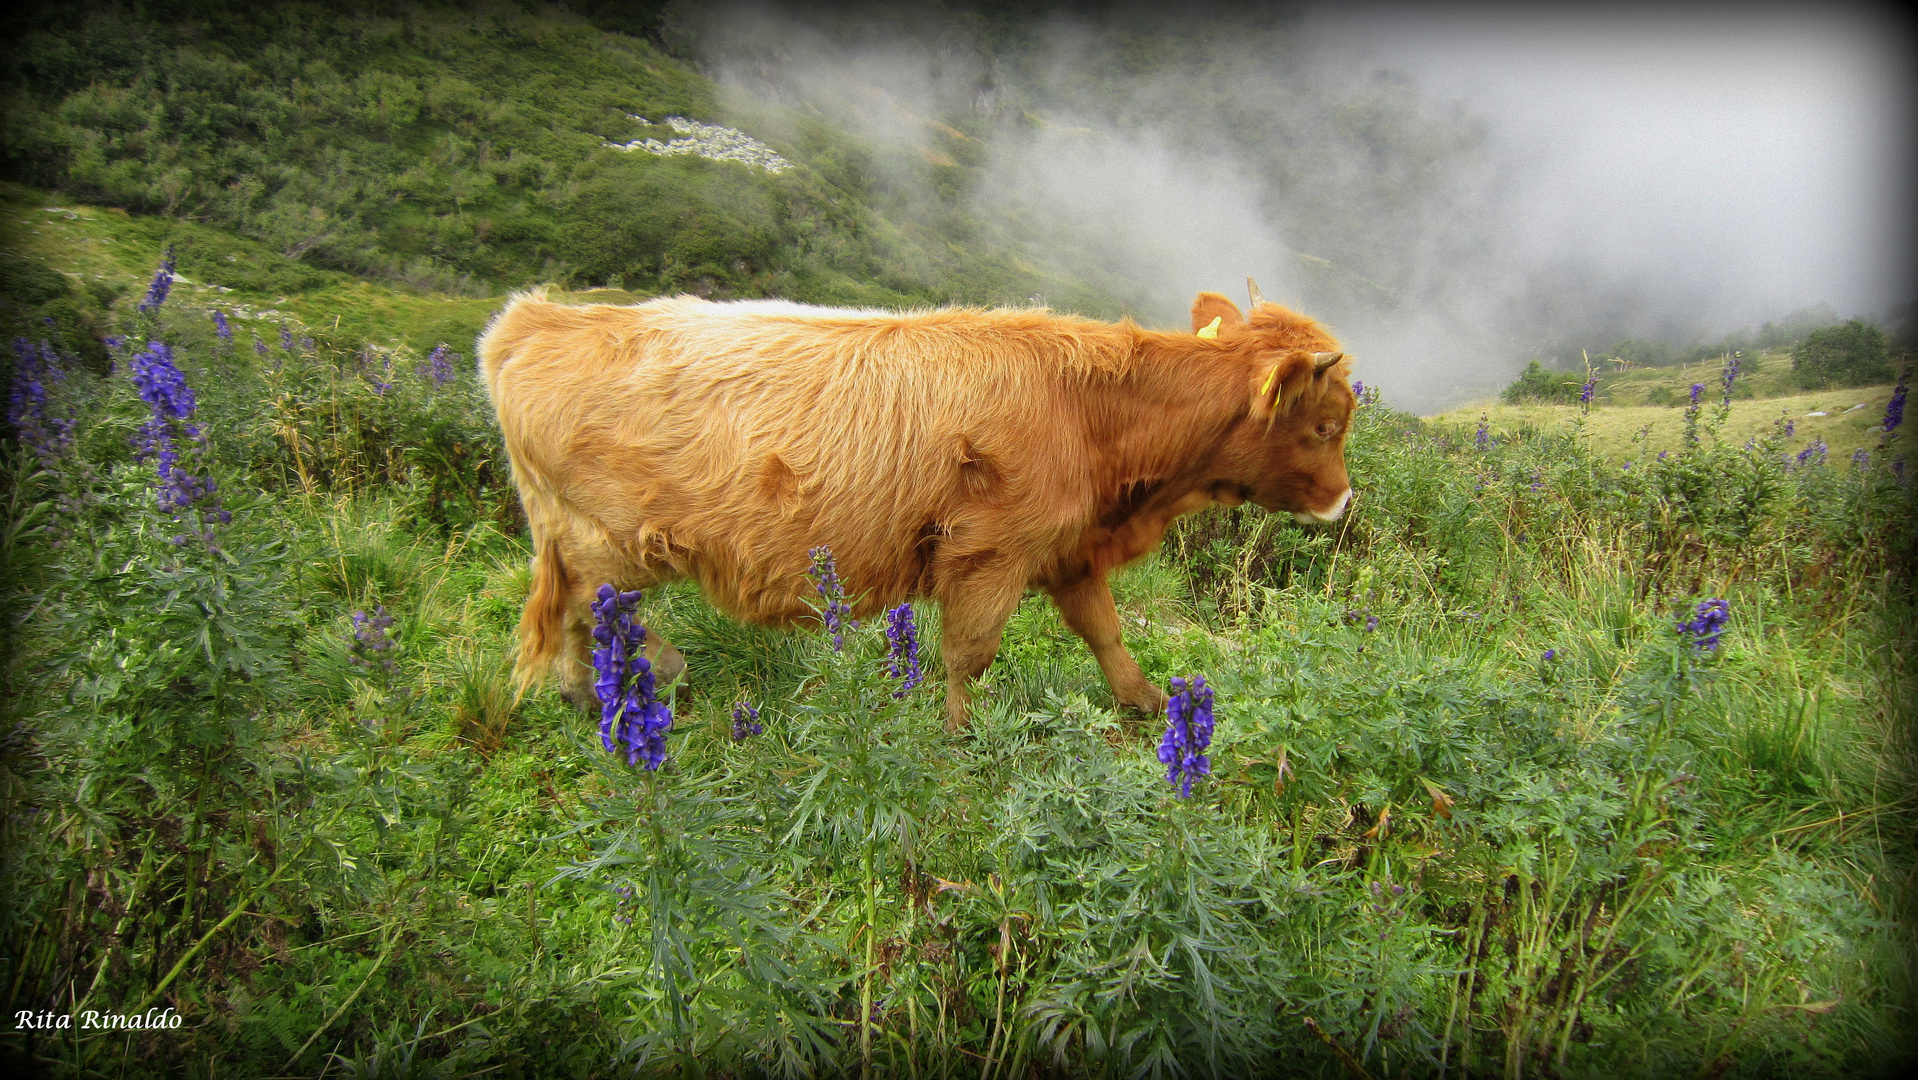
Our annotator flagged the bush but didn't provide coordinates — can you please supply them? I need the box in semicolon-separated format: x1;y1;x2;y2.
559;156;781;294
1792;320;1892;389
1500;358;1582;404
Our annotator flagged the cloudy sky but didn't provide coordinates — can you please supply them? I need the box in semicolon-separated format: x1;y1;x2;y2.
699;1;1913;408
1302;2;1913;329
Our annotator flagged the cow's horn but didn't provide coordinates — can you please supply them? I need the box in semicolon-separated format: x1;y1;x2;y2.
1313;351;1344;374
1247;277;1265;306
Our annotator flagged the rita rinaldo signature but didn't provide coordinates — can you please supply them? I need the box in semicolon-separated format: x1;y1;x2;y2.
14;1008;184;1031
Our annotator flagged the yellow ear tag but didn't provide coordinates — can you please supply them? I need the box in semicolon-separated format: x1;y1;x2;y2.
1259;364;1280;398
1197;316;1222;339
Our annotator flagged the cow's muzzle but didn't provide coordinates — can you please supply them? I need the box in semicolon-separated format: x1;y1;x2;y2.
1290;488;1352;525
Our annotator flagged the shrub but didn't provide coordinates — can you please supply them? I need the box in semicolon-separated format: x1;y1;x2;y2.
1792;320;1892;389
559;156;781;294
1500;358;1583;404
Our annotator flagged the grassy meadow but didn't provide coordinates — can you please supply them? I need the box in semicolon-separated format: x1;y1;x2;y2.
2;209;1915;1080
1448;350;1906;465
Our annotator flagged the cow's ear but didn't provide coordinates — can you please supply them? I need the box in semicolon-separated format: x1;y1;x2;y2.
1191;293;1245;335
1248;350;1308;426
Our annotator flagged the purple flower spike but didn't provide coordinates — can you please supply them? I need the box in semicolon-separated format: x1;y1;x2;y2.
1543;648;1557;661
1884;375;1907;436
1677;598;1731;652
135;247;176;314
885;602;923;694
9;338;75;469
128;341;225;541
425;343;455;386
1579;374;1597;407
731;701;763;741
212;310;232;343
279;326;295;352
1157;675;1215;798
807;545;854;650
591;584;670;769
348;606;400;674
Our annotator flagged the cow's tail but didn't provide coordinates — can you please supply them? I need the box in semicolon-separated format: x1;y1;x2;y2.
514;532;572;696
476;286;553;407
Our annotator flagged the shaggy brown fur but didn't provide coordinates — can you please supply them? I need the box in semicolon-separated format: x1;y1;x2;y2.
479;289;1355;730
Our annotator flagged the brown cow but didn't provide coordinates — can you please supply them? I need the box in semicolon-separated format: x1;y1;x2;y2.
479;284;1354;731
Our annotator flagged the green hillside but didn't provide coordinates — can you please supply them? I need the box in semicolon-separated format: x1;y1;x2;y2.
0;0;1127;315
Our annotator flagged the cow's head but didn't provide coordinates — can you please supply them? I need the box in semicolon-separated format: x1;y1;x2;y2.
1192;285;1356;524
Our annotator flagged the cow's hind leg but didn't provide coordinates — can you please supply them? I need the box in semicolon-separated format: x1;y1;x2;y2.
935;557;1029;733
1046;574;1168;716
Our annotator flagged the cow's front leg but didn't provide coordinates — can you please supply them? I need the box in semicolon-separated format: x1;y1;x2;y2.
936;561;1028;733
1046;574;1168;716
554;579;687;710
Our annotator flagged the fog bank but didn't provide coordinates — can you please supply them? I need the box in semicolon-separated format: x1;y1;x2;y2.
681;2;1912;411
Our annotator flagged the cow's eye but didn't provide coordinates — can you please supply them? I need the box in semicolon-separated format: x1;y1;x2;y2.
1315;420;1342;439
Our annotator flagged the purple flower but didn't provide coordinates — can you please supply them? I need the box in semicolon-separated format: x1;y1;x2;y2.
360;349;394;394
591;584;671;769
424;344;456;386
254;339;269;358
1720;355;1740;404
280;326;295;352
128;341;228;542
9;338;75;469
885;602;923;693
1475;415;1492;451
731;700;763;741
135;247;176;314
212;310;231;344
1157;675;1215;798
132;341;195;424
1884;375;1907;436
1543;648;1557;661
1677;598;1730;652
1682;384;1705;446
1363;614;1379;633
348;606;400;674
1795;439;1827;467
807;545;854;650
1851;448;1869;470
1579;374;1597;407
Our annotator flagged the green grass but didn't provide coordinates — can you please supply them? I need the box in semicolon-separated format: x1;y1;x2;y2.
1446;350;1904;462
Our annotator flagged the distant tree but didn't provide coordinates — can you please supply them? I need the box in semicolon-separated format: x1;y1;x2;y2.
1791;321;1892;389
1501;359;1582;404
1610;339;1676;368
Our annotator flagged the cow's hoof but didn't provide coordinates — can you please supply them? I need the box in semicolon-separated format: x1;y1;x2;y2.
1117;691;1170;717
646;637;688;695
